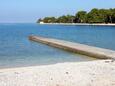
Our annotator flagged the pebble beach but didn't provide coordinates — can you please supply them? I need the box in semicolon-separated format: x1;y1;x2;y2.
0;60;115;86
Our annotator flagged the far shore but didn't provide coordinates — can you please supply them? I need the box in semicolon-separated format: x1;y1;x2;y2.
39;23;115;26
0;60;115;86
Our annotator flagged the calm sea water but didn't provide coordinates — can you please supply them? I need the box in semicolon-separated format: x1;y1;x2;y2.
0;23;115;68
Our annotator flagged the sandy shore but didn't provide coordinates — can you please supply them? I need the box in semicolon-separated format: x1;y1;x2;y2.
0;60;115;86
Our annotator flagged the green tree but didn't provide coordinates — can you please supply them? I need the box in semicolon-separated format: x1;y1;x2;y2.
75;11;87;23
57;15;68;23
107;8;115;23
43;17;56;23
37;8;115;24
66;15;75;23
98;9;109;23
111;8;115;23
87;8;102;23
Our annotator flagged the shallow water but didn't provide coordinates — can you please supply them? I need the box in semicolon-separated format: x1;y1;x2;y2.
0;23;115;68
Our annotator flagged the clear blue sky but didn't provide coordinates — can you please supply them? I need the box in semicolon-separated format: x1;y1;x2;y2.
0;0;115;23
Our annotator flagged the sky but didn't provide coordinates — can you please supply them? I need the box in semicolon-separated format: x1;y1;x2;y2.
0;0;115;23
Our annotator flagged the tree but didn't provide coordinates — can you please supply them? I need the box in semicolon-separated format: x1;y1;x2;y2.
98;9;109;23
66;15;75;23
43;17;56;23
57;15;68;23
111;8;115;23
75;11;87;23
37;8;115;24
87;8;103;23
108;8;115;23
57;15;75;23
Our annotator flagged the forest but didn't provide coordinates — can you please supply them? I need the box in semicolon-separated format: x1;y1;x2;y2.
37;8;115;23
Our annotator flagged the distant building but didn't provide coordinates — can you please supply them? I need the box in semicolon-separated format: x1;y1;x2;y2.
39;21;44;24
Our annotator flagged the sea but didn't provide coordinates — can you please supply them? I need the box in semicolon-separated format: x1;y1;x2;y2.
0;23;115;68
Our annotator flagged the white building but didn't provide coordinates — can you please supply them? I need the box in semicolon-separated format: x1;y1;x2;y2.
39;21;44;24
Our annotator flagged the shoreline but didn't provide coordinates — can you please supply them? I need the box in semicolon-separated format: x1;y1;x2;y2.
0;60;115;86
39;23;115;26
0;61;90;71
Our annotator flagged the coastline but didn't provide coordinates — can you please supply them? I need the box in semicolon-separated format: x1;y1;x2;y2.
39;23;115;26
0;60;115;86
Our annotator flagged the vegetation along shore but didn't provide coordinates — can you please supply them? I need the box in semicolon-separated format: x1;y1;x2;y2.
37;8;115;24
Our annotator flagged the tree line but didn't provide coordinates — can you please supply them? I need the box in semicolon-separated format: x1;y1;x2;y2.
37;8;115;23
